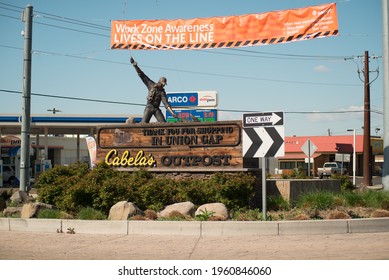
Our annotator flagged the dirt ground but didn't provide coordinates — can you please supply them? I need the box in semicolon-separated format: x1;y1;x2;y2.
1;231;389;260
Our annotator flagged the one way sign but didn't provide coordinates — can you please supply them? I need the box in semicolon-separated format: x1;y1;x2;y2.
243;111;283;127
243;126;285;158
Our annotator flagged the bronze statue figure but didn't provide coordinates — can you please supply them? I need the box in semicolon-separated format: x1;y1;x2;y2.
130;57;178;123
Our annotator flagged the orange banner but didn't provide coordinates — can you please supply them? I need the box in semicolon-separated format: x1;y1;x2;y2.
111;3;338;50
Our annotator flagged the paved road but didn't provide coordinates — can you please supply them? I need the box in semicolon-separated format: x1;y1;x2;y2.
1;231;388;260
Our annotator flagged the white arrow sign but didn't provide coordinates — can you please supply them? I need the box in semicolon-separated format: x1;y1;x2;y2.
243;126;285;158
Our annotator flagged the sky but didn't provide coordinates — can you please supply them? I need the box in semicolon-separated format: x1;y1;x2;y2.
0;0;384;137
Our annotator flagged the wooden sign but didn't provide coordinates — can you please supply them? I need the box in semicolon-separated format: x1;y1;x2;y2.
96;121;243;171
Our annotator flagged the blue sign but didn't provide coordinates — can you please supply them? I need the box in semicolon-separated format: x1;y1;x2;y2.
166;109;217;123
167;92;198;107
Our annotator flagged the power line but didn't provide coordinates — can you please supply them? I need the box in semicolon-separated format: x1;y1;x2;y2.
31;50;362;86
0;13;20;20
0;44;362;86
0;2;23;8
0;6;22;13
0;89;144;107
0;88;382;115
219;48;347;61
34;21;110;37
34;11;110;31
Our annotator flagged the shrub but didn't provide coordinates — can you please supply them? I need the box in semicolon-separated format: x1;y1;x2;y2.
370;209;389;218
144;209;158;220
341;190;389;209
331;174;354;191
76;207;106;220
232;208;261;221
0;189;13;201
167;210;187;220
35;163;257;214
295;191;338;210
174;179;214;206
341;191;365;207
37;208;62;219
289;167;310;179
267;195;290;211
360;190;389;209
195;209;215;221
35;162;89;210
137;177;179;211
211;172;256;210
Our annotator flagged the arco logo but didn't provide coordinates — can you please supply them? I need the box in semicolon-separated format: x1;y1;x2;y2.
167;92;198;107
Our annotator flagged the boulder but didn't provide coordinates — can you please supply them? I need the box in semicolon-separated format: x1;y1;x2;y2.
21;202;54;218
159;201;195;218
108;201;144;220
195;203;229;219
2;206;22;217
10;191;34;204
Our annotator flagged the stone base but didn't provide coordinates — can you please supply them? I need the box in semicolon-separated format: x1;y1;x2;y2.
267;179;341;202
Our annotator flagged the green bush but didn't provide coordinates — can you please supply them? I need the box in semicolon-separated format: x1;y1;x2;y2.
295;191;339;210
358;190;389;209
137;177;179;211
77;207;106;220
37;208;62;219
231;208;262;221
290;167;311;179
35;163;257;214
331;174;354;191
267;195;290;211
211;172;256;210
35;162;90;211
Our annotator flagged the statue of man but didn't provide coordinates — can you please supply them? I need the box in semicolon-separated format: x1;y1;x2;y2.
130;57;178;123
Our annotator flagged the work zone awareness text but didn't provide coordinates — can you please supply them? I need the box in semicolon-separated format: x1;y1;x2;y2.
113;22;214;45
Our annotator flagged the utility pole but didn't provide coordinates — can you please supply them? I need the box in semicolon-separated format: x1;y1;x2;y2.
20;5;33;192
382;0;389;191
363;51;372;186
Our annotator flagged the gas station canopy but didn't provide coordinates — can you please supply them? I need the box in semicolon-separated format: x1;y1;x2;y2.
0;114;141;135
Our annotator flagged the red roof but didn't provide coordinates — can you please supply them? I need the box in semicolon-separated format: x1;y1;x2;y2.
284;135;363;154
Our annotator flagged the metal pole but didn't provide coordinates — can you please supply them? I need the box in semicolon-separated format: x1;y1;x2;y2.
308;139;311;177
363;51;372;186
20;5;33;192
382;0;389;191
353;129;356;186
262;157;267;220
348;129;357;186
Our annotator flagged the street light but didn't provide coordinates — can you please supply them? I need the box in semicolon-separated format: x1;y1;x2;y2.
347;129;356;186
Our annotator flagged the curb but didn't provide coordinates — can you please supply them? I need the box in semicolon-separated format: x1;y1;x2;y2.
1;217;389;236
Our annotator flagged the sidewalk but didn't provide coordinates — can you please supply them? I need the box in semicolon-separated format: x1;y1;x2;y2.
1;230;389;260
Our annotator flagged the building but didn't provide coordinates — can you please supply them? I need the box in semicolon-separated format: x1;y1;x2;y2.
278;135;383;176
0;114;141;185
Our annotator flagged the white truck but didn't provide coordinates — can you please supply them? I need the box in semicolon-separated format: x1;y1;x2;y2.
317;162;343;178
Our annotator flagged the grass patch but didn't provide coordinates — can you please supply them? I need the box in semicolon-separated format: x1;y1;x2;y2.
37;209;62;219
295;191;341;210
232;208;262;221
76;207;106;220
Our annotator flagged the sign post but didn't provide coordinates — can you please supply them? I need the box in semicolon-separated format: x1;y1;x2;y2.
301;139;317;176
242;111;284;220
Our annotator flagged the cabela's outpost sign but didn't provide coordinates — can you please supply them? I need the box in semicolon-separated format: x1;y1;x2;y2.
96;121;244;171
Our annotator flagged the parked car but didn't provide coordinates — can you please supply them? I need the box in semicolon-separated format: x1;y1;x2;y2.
317;162;344;178
2;165;17;185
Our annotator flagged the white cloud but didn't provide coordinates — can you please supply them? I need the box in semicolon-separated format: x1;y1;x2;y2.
306;105;363;122
314;65;330;72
